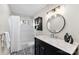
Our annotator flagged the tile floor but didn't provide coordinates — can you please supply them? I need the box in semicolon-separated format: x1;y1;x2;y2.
11;45;34;55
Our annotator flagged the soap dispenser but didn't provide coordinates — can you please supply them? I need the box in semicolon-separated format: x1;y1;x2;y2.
69;35;74;44
64;33;70;42
64;33;74;44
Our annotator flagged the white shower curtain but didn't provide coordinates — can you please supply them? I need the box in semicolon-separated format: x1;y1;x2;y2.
9;16;34;53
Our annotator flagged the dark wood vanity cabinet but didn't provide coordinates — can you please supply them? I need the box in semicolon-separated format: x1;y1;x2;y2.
35;37;72;55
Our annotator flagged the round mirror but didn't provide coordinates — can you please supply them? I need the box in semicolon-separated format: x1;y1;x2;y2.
46;14;66;34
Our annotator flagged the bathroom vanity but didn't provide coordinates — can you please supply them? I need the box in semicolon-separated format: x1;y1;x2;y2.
35;35;79;55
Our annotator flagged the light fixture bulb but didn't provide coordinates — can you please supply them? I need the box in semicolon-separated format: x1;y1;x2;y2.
56;5;65;15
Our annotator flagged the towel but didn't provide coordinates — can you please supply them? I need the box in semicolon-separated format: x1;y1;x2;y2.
4;32;10;50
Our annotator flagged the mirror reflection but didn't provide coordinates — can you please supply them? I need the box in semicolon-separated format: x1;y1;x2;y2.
46;14;65;34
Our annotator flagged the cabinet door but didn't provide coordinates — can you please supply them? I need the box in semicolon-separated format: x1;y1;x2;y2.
35;38;59;55
39;45;46;55
35;38;46;55
35;38;40;55
35;45;40;55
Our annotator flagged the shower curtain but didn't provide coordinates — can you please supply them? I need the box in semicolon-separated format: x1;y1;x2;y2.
9;16;34;54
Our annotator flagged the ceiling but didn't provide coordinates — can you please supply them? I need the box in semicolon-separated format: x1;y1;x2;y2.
9;4;47;17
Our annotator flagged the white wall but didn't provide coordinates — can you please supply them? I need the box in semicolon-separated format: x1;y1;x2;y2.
34;4;59;35
34;4;79;54
0;4;10;54
0;4;10;34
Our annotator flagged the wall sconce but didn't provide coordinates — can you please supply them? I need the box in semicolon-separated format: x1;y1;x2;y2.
55;5;65;14
46;5;65;18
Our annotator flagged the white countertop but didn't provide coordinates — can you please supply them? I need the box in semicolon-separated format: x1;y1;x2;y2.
35;35;79;55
